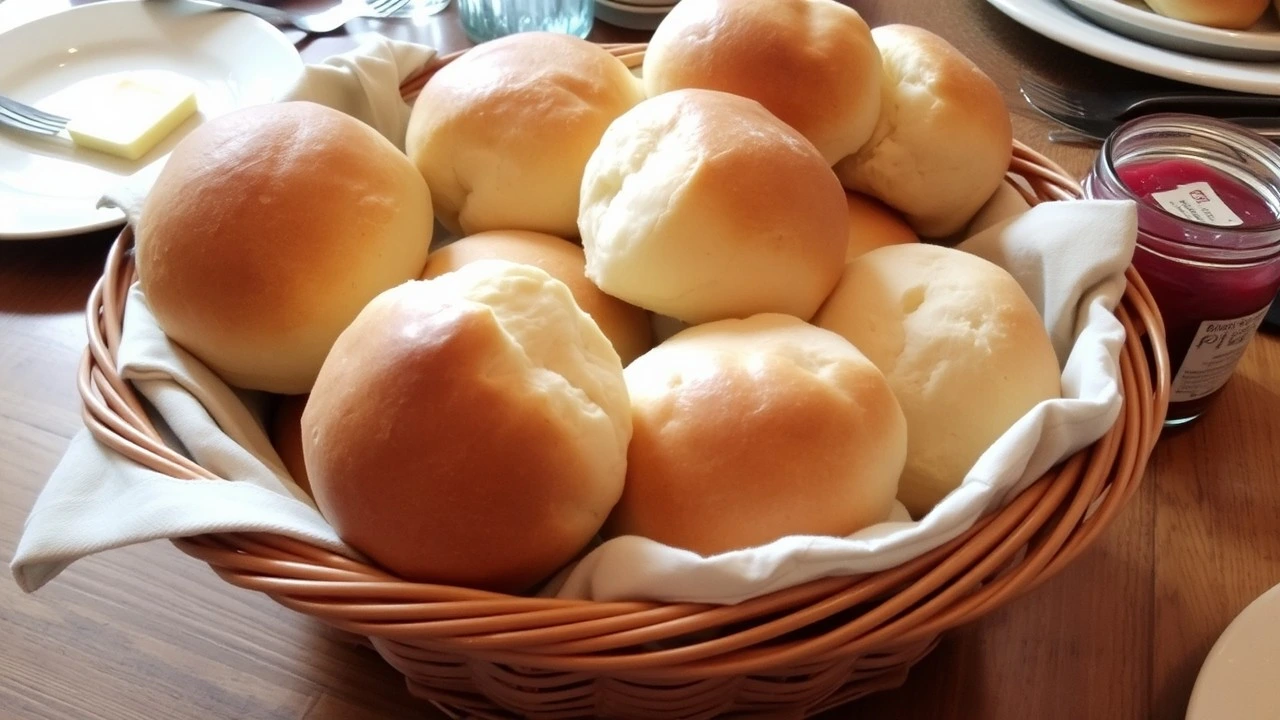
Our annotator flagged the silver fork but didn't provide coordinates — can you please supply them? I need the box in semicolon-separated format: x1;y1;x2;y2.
0;95;69;138
1020;74;1280;124
192;0;413;33
1027;105;1280;146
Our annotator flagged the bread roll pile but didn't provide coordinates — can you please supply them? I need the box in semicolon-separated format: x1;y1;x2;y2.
136;0;1064;595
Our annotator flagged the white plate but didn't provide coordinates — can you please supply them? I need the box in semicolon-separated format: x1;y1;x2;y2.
0;0;304;240
1062;0;1280;61
1186;581;1280;719
594;0;673;31
986;0;1280;95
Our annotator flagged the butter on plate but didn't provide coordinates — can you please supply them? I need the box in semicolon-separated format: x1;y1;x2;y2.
65;77;198;162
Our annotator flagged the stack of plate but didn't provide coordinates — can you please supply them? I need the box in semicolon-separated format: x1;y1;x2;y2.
594;0;677;31
1061;0;1280;62
985;0;1280;95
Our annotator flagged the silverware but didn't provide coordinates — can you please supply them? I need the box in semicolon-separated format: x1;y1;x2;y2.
0;95;69;137
1020;74;1280;125
1033;109;1280;145
1019;76;1280;145
190;0;413;33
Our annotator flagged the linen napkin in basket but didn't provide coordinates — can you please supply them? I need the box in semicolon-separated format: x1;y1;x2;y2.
10;36;1141;603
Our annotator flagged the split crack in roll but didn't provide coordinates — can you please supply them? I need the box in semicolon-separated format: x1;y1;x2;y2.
302;260;631;593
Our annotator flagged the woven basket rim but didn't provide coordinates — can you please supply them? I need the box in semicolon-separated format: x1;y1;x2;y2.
73;43;1171;707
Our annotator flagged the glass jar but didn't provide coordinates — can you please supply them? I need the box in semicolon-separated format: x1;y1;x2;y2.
458;0;593;43
1084;113;1280;426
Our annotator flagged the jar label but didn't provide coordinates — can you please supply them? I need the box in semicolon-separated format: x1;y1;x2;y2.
1151;181;1244;227
1171;306;1270;403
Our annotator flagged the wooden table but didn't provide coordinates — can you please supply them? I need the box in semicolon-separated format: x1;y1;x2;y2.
3;1;1279;718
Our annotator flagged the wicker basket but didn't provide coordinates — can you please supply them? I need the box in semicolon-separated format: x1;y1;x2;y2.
76;45;1171;720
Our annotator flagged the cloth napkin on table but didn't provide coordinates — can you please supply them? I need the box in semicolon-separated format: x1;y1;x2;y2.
10;38;433;593
9;34;1142;602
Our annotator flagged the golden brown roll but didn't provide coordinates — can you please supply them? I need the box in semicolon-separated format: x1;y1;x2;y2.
137;101;433;394
579;89;848;325
812;244;1061;518
845;191;918;262
303;260;631;593
422;231;652;364
607;313;906;556
1145;0;1269;28
643;0;882;164
405;33;643;238
834;25;1012;239
269;394;311;497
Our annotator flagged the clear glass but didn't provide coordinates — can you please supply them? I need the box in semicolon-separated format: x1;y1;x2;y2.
1083;113;1280;427
457;0;593;42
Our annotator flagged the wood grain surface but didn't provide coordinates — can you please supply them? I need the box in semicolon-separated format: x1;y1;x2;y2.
3;1;1279;718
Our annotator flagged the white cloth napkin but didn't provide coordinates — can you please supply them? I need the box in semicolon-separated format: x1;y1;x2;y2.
9;39;1141;603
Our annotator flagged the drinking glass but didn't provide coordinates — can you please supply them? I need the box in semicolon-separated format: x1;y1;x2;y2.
457;0;593;42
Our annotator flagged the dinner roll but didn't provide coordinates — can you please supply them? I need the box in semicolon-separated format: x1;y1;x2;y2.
422;231;652;364
1145;0;1269;28
303;261;631;593
270;394;311;496
406;33;643;237
137;101;432;394
608;314;905;555
812;244;1060;518
845;191;918;261
579;89;847;325
834;25;1012;239
643;0;881;164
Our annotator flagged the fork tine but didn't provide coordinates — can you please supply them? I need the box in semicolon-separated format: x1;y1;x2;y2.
0;104;63;136
1019;75;1089;119
371;0;412;15
0;96;67;131
1;98;67;125
1019;75;1070;112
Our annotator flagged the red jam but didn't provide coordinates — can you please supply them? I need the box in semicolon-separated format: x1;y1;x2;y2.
1084;115;1280;426
1119;159;1279;228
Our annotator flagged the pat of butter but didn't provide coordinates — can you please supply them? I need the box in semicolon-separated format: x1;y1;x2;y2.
65;77;198;162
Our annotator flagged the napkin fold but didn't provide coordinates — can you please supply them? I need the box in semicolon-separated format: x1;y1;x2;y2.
9;39;1142;604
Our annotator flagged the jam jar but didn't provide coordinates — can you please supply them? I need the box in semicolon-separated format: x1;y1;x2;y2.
1083;113;1280;426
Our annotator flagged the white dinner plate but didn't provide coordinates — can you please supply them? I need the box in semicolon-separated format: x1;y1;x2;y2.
1062;0;1280;62
985;0;1280;96
0;0;304;240
1185;581;1280;719
594;0;675;31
